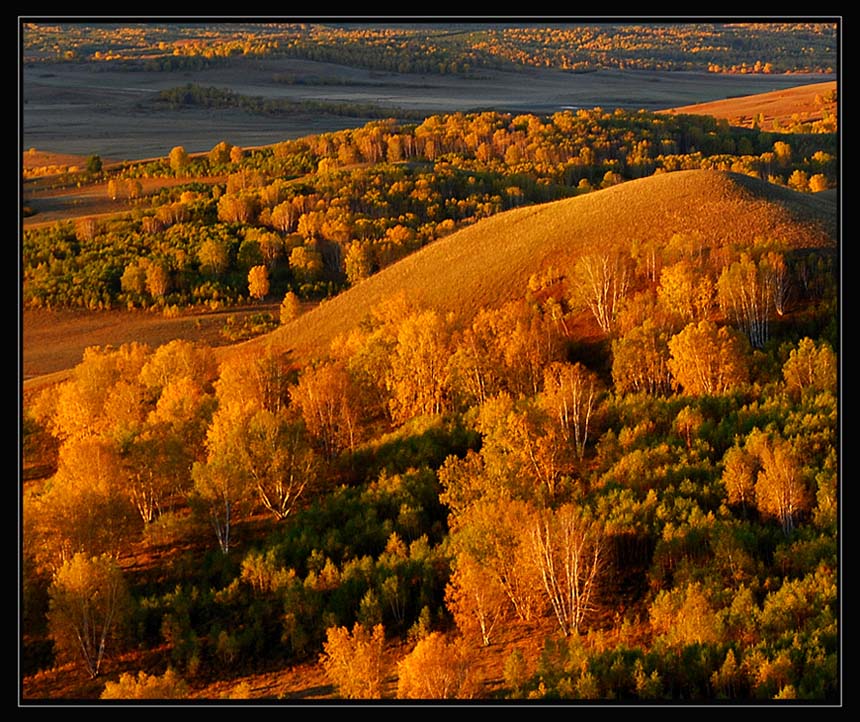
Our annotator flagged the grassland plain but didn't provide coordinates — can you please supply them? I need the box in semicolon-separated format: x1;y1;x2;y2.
22;56;833;159
659;80;837;130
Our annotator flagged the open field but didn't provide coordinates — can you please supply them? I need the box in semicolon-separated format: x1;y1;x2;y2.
22;57;833;160
22;303;278;383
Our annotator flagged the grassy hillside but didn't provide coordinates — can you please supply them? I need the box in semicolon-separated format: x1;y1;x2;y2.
659;80;837;131
21;168;837;393
236;169;836;366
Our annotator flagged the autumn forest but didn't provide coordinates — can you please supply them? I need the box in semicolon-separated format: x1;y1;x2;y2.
20;20;840;704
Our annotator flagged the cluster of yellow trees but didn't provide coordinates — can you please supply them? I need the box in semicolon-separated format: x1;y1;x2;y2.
23;213;837;698
24;22;837;76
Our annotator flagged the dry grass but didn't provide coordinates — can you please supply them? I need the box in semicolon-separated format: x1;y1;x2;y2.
238;169;836;366
22;304;279;396
659;80;837;129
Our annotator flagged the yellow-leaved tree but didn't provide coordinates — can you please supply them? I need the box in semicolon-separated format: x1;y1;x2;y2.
247;264;270;300
746;429;811;537
290;361;362;459
539;361;601;460
527;503;606;637
649;582;724;648
396;633;478;699
781;337;837;398
667;320;749;396
320;623;387;699
190;405;255;554
570;252;631;334
101;669;189;700
387;309;453;424
27;437;138;570
48;553;132;678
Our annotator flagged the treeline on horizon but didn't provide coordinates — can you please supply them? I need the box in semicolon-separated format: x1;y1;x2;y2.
23;107;837;314
22;21;837;75
153;82;428;121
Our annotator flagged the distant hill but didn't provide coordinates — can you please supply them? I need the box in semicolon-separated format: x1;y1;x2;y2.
234;169;836;365
659;80;837;131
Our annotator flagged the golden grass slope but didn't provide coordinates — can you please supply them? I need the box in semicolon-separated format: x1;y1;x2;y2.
659;80;837;130
237;169;836;365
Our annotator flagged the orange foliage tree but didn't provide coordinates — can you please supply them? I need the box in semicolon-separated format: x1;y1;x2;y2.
747;429;812;537
667;321;749;395
396;632;478;699
387;309;453;424
290;361;362;459
527;503;606;636
570;252;631;334
539;361;601;460
47;553;132;678
320;623;387;699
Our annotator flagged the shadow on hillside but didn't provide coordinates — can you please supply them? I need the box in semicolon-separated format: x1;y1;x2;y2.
345;416;481;481
280;683;336;700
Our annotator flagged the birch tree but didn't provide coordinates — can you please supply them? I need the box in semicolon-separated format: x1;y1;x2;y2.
396;633;478;699
320;623;387;699
717;252;778;349
191;407;254;554
242;409;319;520
445;554;508;647
291;361;361;459
782;337;837;398
47;553;131;678
387;309;453;424
247;264;270;300
611;319;673;396
748;430;811;537
570;252;631;334
528;504;605;636
539;361;600;460
667;321;749;396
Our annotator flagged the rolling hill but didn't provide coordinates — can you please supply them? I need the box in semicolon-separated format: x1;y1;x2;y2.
233;169;837;366
658;80;837;130
21;168;838;393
